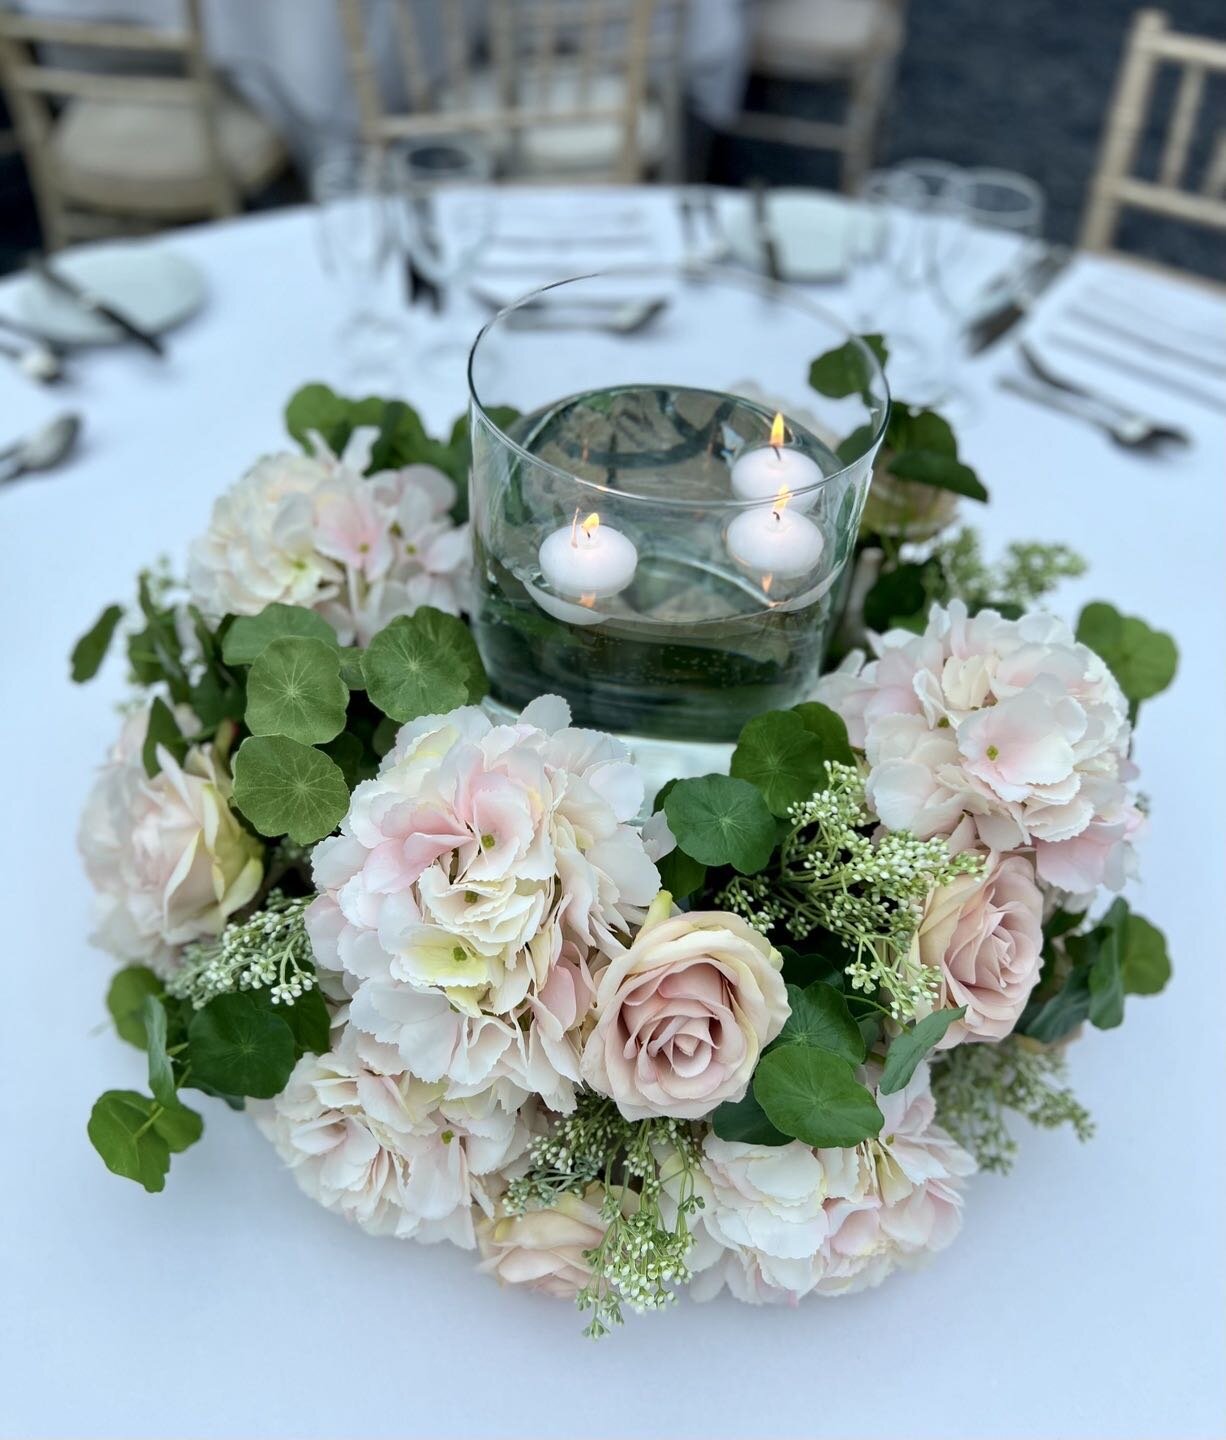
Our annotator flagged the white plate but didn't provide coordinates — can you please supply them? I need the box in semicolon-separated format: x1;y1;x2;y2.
721;189;859;282
15;243;206;345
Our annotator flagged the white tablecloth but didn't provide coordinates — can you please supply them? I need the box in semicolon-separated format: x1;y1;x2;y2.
14;0;750;159
1;190;1223;1440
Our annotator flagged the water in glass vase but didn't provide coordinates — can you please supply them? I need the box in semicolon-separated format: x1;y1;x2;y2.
470;383;866;743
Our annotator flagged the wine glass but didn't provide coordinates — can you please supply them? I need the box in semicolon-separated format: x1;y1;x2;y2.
395;135;495;381
312;143;401;384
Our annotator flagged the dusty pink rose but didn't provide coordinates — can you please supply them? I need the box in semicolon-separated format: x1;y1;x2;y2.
478;1186;610;1299
580;899;789;1121
912;853;1044;1046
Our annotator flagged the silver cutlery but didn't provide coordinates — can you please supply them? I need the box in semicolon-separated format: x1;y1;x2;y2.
1045;331;1226;414
0;335;64;384
1064;302;1226;376
997;375;1189;452
1018;343;1190;447
964;245;1071;354
1079;284;1226;357
29;259;164;357
0;412;82;485
750;180;783;283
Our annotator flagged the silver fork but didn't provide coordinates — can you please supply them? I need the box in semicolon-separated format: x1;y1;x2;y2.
1018;343;1191;447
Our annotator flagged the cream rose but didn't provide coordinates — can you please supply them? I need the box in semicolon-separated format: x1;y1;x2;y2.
78;707;264;974
580;898;789;1121
912;853;1044;1046
478;1186;610;1299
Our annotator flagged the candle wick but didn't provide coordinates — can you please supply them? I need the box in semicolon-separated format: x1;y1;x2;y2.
771;444;782;461
569;506;581;547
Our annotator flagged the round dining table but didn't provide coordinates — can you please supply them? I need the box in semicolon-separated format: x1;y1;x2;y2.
1;186;1222;1440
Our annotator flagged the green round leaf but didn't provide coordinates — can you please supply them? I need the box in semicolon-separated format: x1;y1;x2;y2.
153;1100;204;1154
187;992;297;1099
753;1046;883;1148
88;1091;169;1192
221;603;338;667
731;711;827;817
656;846;707;900
775;982;866;1064
142;696;188;778
142;996;177;1108
362;608;487;723
710;1088;790;1146
878;1005;966;1094
662;774;777;874
790;701;856;767
71;602;123;682
1076;601;1178;710
232;734;350;843
106;966;165;1049
245;636;349;744
1122;913;1171;996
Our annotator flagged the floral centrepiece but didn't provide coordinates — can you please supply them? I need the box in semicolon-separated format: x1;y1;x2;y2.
74;363;1176;1337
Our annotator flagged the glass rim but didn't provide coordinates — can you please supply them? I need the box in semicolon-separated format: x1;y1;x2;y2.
946;165;1045;216
466;262;891;512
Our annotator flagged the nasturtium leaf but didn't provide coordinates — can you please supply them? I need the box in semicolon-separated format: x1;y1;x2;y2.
1121;912;1171;996
187;992;297;1099
778;944;845;989
774;982;865;1064
362;608;487;723
221;603;339;667
88;1091;170;1192
151;1100;203;1153
142;996;177;1108
284;382;356;450
71;603;123;682
862;562;929;633
106;966;164;1049
275;986;332;1058
1076;602;1177;713
878;1006;967;1094
731;711;827;817
338;646;367;690
656;846;707;900
753;1046;883;1148
320;730;373;789
662;775;777;874
897;407;957;457
1019;964;1092;1044
808;339;877;399
860;332;889;367
888;449;988;502
245;636;349;745
232;734;350;843
790;701;856;767
710;1088;790;1146
141;696;189;779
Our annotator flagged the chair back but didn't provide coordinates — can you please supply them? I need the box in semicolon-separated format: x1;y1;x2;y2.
338;0;680;181
0;2;235;249
1081;8;1226;253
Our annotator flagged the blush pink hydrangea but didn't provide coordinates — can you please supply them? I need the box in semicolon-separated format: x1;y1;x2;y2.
188;428;469;645
815;600;1143;892
306;696;660;1112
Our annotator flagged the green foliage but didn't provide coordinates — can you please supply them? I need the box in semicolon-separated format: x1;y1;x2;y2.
655;847;707;901
141;696;188;778
753;1046;884;1148
790;701;855;766
232;734;350;843
662;774;777;874
106;966;164;1048
882;403;988;502
710;1087;789;1146
773;981;865;1064
127;572;192;703
221;603;338;667
878;1006;966;1094
142;996;177;1108
1076;601;1177;719
807;337;883;401
931;1036;1094;1174
1121;913;1171;995
71;603;124;681
729;703;853;818
361;608;488;722
863;562;929;632
187;991;297;1099
245;636;349;745
88;1091;172;1193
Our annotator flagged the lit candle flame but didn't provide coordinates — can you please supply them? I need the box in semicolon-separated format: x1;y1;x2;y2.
762;572;774;595
772;485;791;520
570;509;602;545
770;411;786;456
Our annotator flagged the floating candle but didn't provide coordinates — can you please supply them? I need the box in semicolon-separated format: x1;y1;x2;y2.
538;510;638;600
726;486;825;580
730;412;823;511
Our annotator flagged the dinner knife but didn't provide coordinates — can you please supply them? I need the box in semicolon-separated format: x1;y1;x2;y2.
750;180;783;283
30;258;165;357
964;245;1071;355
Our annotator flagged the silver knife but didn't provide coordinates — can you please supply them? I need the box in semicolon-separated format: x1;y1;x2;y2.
965;245;1071;355
750;180;783;283
1064;303;1226;376
31;258;165;357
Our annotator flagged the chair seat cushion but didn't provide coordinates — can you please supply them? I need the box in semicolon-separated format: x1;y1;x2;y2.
51;92;286;216
444;65;665;176
754;0;902;76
